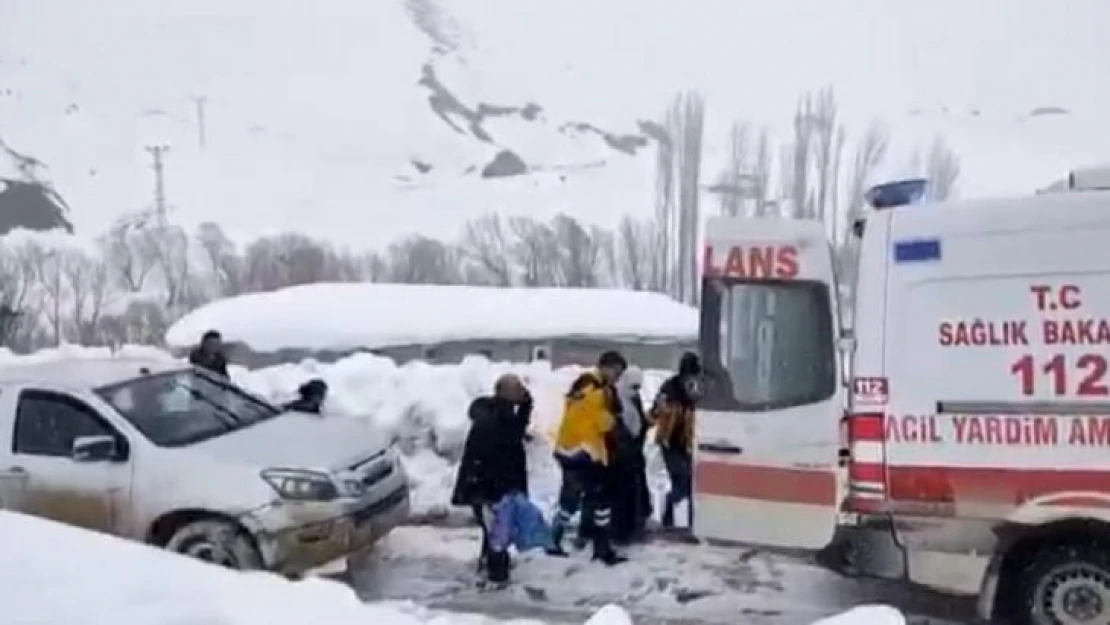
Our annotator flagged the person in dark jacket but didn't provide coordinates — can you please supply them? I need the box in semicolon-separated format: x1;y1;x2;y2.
610;365;651;544
450;373;533;585
650;352;703;529
189;330;229;378
283;379;328;414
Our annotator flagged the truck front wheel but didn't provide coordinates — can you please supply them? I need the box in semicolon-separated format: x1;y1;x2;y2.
165;518;263;570
1013;543;1110;625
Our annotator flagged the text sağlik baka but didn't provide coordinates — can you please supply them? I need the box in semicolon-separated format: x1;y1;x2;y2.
938;319;1110;346
886;414;1110;446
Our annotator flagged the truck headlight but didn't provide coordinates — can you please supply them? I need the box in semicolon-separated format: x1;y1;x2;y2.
261;468;339;501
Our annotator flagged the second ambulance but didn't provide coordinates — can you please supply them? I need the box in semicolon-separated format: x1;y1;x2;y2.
693;167;1110;625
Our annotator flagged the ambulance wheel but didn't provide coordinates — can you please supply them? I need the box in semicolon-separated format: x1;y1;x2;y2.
1013;543;1110;625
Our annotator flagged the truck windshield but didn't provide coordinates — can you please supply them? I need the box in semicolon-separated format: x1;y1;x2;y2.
95;370;282;447
700;278;837;411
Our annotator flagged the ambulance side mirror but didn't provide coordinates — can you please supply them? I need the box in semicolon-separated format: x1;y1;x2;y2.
836;333;857;388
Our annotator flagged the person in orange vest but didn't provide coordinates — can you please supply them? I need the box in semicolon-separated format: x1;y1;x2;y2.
651;352;702;529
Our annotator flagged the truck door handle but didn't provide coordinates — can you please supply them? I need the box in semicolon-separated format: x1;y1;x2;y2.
698;442;743;455
4;466;26;475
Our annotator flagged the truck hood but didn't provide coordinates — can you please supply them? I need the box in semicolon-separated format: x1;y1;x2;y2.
189;412;391;471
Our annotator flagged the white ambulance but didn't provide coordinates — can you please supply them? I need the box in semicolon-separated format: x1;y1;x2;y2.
694;168;1110;625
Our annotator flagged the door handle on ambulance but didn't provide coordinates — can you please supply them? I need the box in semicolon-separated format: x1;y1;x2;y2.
697;441;743;455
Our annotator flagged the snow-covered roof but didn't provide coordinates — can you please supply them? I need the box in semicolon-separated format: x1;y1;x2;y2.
165;283;698;353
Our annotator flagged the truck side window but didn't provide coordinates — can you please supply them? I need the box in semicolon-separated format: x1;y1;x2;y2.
13;390;115;457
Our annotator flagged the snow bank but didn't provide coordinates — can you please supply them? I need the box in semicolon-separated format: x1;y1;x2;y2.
811;606;906;625
0;510;624;625
164;283;698;352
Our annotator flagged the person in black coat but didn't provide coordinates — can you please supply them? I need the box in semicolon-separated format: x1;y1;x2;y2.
451;373;533;584
189;330;230;378
283;379;328;414
610;366;651;544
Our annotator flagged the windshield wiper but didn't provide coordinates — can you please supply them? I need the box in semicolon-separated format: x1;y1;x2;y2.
171;382;244;428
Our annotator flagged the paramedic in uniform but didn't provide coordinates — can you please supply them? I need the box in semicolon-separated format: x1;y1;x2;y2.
547;351;627;565
651;352;702;529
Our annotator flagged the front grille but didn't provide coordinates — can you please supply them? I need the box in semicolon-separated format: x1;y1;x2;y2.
352;485;407;524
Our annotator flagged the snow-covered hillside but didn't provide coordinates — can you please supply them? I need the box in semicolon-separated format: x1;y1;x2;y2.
4;0;1110;246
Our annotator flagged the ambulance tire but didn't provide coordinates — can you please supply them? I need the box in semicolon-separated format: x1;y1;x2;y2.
1011;542;1110;625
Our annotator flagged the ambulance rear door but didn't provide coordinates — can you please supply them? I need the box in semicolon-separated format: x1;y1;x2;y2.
695;217;844;550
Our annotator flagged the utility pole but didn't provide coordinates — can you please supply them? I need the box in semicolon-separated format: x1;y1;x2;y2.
192;96;207;149
146;145;170;226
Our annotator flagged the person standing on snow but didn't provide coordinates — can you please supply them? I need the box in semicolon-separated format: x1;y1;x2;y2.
651;352;703;529
611;365;652;544
450;373;534;585
546;350;627;565
189;330;230;378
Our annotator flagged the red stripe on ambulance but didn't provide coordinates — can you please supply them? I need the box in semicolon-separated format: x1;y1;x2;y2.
694;461;836;506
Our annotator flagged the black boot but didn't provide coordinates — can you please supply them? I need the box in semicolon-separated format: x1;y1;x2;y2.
486;550;511;584
661;495;675;529
545;523;569;557
591;530;627;566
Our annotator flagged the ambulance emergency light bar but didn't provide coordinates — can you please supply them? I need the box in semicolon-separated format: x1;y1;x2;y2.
1066;165;1110;191
864;178;929;210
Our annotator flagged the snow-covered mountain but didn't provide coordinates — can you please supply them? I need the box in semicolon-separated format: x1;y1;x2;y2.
3;0;1110;247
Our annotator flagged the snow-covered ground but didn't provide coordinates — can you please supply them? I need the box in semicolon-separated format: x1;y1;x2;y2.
0;510;626;625
0;509;911;625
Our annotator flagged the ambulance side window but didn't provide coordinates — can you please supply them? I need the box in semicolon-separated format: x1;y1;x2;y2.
700;278;837;411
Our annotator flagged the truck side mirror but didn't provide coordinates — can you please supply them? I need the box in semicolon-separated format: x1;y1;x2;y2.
837;333;857;388
72;435;124;463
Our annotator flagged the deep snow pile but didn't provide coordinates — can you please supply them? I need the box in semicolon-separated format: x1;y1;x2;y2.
0;510;634;625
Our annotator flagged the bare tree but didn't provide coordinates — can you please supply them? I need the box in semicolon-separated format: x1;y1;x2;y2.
925;135;961;201
196;221;244;296
150;223;198;314
385;235;461;284
0;242;42;349
28;244;65;346
509;216;560;287
751;129;773;216
64;249;113;344
713;122;750;216
809;88;847;233
550;214;608;287
99;299;169;347
781;94;816;219
459;213;514;286
101;216;159;293
844;122;891;227
670;91;705;305
616;216;658;290
653;108;676;296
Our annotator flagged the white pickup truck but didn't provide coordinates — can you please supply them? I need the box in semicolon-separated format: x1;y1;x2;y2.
0;357;409;575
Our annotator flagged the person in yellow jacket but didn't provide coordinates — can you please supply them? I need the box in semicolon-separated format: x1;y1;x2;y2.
546;350;627;565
